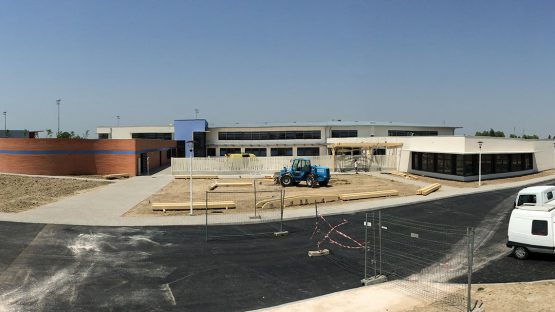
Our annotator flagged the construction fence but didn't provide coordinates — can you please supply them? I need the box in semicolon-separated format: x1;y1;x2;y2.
204;189;286;240
172;155;397;175
363;211;475;312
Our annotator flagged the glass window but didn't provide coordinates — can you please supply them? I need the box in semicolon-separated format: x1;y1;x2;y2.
518;194;536;206
297;147;320;156
511;154;523;172
388;130;438;136
411;152;422;170
131;133;172;140
455;155;464;176
331;130;358;138
271;148;293;156
421;153;435;172
98;133;109;139
436;154;452;174
532;220;548;236
218;131;321;140
546;191;553;201
524;154;533;170
245;148;267;157
220;148;241;156
207;148;216;157
495;154;510;173
481;154;493;174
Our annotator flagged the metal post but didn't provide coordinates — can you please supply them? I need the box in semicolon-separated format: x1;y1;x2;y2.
205;192;209;242
188;141;194;215
280;189;284;232
478;141;483;187
373;211;377;277
254;181;257;218
56;99;61;134
2;111;6;134
466;227;475;312
364;213;368;280
147;156;150;176
378;211;382;276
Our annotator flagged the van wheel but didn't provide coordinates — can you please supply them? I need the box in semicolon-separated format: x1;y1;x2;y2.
513;246;529;260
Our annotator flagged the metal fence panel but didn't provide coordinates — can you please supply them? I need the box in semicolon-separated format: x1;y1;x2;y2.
204;189;285;240
364;211;475;312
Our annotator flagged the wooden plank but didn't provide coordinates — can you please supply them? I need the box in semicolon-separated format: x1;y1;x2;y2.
257;195;339;209
339;190;399;201
209;182;253;191
174;175;218;179
416;183;441;196
152;201;236;212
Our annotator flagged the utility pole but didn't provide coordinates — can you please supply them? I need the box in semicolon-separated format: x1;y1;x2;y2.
478;141;483;187
56;99;61;134
116;115;120;126
195;108;199;119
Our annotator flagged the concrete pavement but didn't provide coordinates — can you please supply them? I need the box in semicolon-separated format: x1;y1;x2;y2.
0;170;554;226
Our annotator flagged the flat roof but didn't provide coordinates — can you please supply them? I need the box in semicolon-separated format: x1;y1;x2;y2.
208;120;461;129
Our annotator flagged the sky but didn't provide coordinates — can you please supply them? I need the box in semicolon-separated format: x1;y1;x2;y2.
0;0;554;138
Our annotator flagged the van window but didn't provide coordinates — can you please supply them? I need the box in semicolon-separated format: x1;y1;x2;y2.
532;220;548;236
517;194;536;206
547;191;553;201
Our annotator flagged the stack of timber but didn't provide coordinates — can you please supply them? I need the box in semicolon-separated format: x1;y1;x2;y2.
339;190;399;201
152;201;236;212
416;183;441;196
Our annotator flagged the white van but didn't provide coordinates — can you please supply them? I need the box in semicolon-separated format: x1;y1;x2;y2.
507;186;555;259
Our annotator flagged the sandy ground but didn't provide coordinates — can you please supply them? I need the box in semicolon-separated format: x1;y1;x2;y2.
409;280;555;312
0;174;109;213
125;174;419;216
414;169;555;188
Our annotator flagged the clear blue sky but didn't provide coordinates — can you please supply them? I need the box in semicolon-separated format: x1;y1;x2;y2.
1;0;554;137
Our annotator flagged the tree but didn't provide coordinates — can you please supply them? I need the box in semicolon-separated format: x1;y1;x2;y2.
56;131;85;139
46;129;53;138
522;134;539;140
475;128;505;137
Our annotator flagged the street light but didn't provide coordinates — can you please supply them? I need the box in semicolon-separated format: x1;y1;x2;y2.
56;99;61;134
186;140;195;215
477;141;483;187
2;111;6;134
116;115;120;126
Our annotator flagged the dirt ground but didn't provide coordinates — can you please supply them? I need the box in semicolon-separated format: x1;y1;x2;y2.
125;174;420;216
0;174;109;213
413;169;555;188
409;280;555;312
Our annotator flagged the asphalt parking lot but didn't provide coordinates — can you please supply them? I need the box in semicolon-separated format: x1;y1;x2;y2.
1;180;554;311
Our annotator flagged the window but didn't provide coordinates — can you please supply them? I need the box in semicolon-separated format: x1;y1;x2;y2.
388;130;438;136
455;155;464;176
481;154;493;174
547;191;553;201
495;154;510;173
331;130;358;138
218;131;321;140
98;133;109;139
372;148;386;155
436;154;453;174
245;148;267;157
532;220;548;236
510;154;523;172
219;148;241;156
421;153;435;172
297;147;320;156
412;152;422;170
524;154;533;170
271;148;293;156
517;194;536;206
207;148;216;157
131;133;172;140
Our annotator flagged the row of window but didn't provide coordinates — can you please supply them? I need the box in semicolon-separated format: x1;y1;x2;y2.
331;130;358;138
212;147;320;157
389;130;438;136
412;152;534;176
132;133;173;140
218;131;321;140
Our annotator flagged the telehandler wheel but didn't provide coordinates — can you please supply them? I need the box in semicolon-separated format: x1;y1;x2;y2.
306;174;317;188
280;174;293;187
319;180;329;187
513;246;529;260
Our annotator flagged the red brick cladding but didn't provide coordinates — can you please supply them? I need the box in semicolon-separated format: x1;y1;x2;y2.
0;139;175;176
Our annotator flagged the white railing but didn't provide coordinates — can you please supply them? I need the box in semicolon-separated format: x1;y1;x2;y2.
171;155;397;175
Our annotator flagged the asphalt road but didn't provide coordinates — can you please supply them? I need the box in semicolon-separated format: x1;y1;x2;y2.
1;181;554;311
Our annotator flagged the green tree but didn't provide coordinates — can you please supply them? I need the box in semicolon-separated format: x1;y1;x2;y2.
475;128;505;137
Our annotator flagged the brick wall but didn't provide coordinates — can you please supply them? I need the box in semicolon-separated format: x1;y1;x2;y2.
0;139;176;176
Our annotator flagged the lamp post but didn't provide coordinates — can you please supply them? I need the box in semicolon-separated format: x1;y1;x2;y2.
477;141;483;187
2;111;6;134
116;115;120;126
56;99;61;134
186;140;195;215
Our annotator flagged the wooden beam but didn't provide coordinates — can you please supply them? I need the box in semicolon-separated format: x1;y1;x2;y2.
339;190;399;201
416;183;441;196
152;201;236;212
174;175;218;179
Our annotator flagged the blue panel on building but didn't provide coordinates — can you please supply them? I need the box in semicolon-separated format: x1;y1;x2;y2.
174;119;208;157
